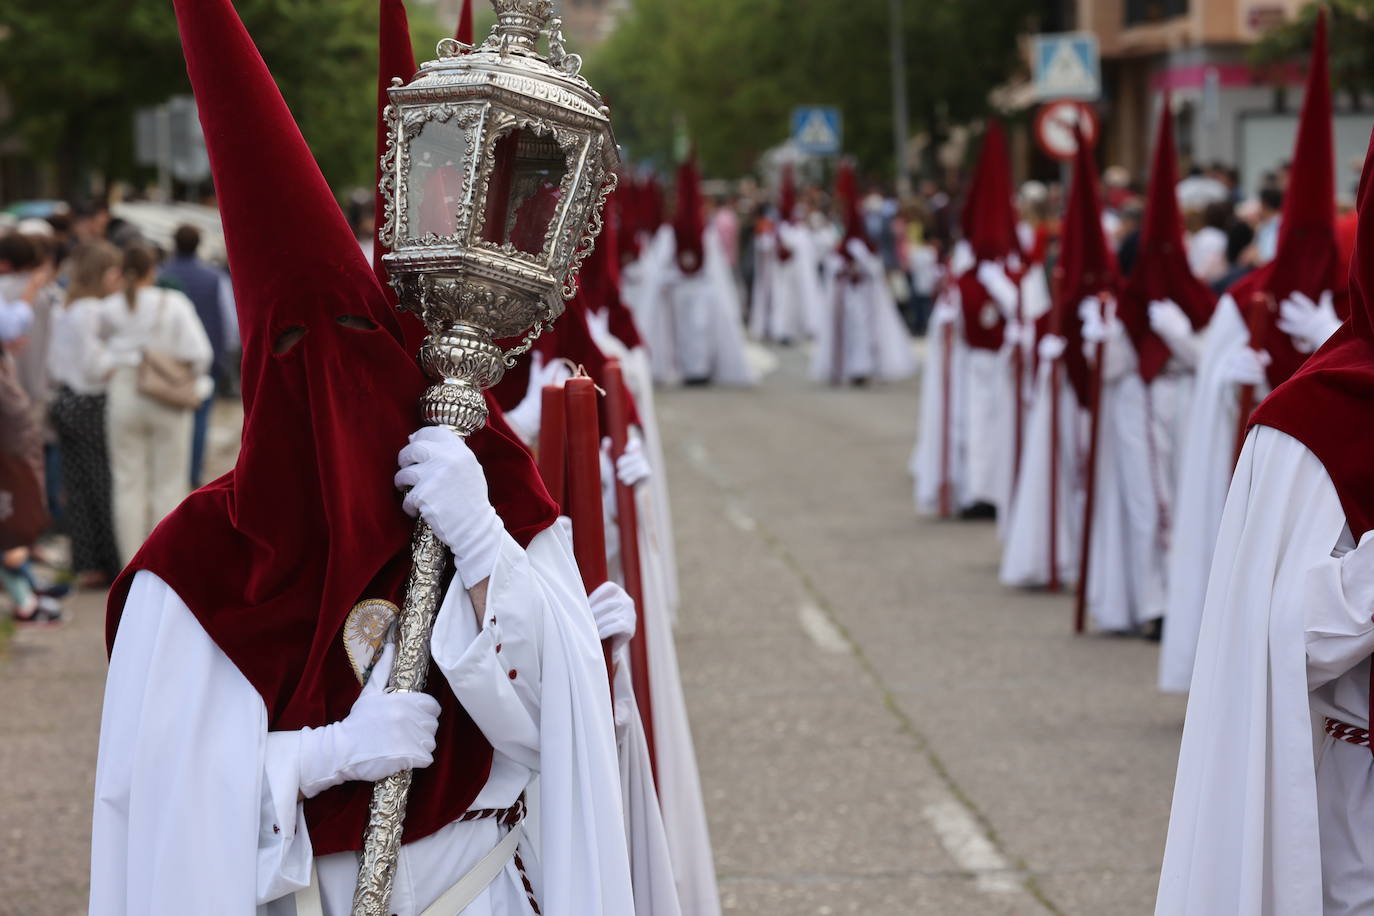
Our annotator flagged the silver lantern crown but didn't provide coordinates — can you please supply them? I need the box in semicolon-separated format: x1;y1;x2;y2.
377;0;619;435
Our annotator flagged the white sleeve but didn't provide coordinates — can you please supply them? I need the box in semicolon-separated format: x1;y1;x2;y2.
220;272;241;350
430;523;635;915
1305;529;1374;691
170;292;213;372
430;530;545;770
90;571;313;915
0;295;33;342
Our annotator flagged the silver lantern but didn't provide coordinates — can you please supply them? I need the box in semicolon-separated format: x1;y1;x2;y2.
354;3;618;913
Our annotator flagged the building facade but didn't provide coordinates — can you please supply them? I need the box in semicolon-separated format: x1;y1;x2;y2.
1067;0;1369;197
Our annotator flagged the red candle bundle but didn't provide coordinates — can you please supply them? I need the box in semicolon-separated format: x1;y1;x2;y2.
604;360;657;777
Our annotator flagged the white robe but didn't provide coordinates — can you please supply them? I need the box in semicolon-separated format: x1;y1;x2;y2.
598;470;721;916
1158;295;1254;691
749;223;823;343
911;263;1048;518
587;575;683;916
1000;351;1083;588
90;525;635;916
584;321;681;624
635;227;754;387
1081;340;1193;631
911;293;972;514
810;243;916;384
1157;425;1374;915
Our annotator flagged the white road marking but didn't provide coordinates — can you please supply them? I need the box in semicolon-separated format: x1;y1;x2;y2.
724;502;757;532
921;798;1023;895
797;603;850;654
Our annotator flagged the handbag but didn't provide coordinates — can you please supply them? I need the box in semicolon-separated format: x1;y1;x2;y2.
0;449;46;551
136;291;201;410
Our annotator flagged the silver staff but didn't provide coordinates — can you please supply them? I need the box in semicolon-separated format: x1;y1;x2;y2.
353;4;618;912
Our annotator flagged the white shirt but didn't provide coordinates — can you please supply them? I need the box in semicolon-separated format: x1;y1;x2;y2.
47;297;116;395
100;285;213;377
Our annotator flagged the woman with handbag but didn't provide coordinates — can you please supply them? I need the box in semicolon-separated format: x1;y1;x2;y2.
47;241;124;586
103;243;212;565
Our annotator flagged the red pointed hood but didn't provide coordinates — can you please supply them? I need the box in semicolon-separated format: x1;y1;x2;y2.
779;162;798;223
673;154;706;274
834;159;858;208
373;0;427;354
961;120;1021;263
1040;124;1119;405
1252;118;1372;538
109;0;557;857
1228;7;1348;387
457;0;474;44
1120;96;1217;382
834;160;863;253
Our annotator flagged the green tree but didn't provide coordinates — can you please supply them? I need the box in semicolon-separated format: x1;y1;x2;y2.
0;0;444;200
1252;0;1374;110
584;0;1037;181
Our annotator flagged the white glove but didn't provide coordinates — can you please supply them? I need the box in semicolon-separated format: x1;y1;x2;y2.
585;307;612;346
609;434;651;487
976;261;1019;318
1220;346;1271;387
1077;296;1106;342
297;643;441;798
1277;289;1341;353
845;238;872;264
1147;299;1191;344
395;427;504;588
947;241;975;276
504;357;573;445
932;298;960;326
1148;299;1201;369
1000;319;1029;352
1038;334;1067;361
588;580;636;653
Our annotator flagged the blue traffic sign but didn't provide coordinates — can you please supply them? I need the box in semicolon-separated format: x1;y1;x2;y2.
1032;33;1100;101
791;107;843;156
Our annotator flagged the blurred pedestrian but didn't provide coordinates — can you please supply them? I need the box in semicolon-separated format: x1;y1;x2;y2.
47;241;124;586
1253;185;1282;264
0;260;63;624
159;224;229;487
0;229;63;519
104;242;213;564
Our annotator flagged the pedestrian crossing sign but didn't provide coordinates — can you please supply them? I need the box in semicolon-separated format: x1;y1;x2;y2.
1032;33;1100;101
791;107;843;156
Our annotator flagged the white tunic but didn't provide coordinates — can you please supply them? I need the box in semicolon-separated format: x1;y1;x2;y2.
634;228;754;387
90;524;635;916
1081;340;1192;631
911;295;972;514
1158;295;1255;691
810;242;916;385
1157;425;1374;915
749;223;823;343
999;351;1083;588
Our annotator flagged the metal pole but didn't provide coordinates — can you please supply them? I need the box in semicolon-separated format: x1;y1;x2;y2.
888;0;910;198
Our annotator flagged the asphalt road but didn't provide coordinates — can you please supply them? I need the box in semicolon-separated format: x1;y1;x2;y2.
0;347;1186;915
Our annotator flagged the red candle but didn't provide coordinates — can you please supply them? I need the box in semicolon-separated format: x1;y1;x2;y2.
564;376;614;687
564;376;608;591
603;360;657;779
537;384;567;508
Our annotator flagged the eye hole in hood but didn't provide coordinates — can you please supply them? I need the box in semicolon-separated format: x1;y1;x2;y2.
273;325;307;355
336;314;379;331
